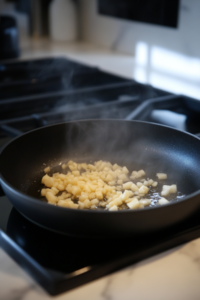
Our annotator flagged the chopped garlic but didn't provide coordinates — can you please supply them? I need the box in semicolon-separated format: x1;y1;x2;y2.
139;199;151;207
91;199;99;205
139;185;149;194
117;179;123;185
158;198;169;205
41;189;47;197
157;173;167;180
116;185;123;191
128;191;134;198
91;205;97;209
148;179;154;185
41;159;180;211
46;192;58;204
131;183;139;192
123;182;133;190
44;166;50;173
127;199;140;209
42;174;54;188
99;201;107;207
125;196;138;204
138;170;146;177
122;190;130;201
58;199;79;209
122;166;129;174
108;181;116;186
161;184;177;196
109;205;118;211
131;170;145;179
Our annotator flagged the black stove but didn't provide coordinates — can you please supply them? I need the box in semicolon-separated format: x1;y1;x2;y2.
1;57;200;295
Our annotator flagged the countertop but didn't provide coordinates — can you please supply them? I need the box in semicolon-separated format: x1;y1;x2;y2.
1;39;200;300
18;39;200;100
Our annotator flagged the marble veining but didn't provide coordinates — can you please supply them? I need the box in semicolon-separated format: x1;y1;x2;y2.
101;277;113;300
179;240;200;268
2;239;200;300
3;286;34;300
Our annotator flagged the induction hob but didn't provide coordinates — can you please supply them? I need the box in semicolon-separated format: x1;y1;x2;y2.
1;196;200;295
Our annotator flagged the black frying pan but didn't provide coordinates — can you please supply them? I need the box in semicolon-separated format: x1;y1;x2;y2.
1;120;200;238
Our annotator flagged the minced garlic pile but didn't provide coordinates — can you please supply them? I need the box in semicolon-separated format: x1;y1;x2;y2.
41;160;177;211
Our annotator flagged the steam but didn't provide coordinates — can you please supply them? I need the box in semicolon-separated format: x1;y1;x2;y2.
53;119;198;198
60;120;168;171
27;58;90;81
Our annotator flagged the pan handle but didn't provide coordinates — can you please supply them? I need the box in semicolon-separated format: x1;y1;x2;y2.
0;126;23;196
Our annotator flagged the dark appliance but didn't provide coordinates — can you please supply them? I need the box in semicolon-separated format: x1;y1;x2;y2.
98;0;180;28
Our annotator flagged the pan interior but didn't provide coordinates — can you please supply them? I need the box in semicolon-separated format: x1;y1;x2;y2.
1;120;200;202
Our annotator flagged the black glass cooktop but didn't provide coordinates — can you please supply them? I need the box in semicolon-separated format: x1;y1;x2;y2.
1;196;200;295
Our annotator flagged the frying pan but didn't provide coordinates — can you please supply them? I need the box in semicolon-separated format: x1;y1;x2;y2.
1;120;200;238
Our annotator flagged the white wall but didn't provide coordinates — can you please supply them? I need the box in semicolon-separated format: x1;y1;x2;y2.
79;0;200;98
80;0;200;57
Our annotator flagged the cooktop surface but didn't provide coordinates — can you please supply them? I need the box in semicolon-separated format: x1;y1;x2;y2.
1;195;200;295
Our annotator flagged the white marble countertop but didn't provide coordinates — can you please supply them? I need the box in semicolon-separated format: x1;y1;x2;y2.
1;39;200;299
1;240;200;300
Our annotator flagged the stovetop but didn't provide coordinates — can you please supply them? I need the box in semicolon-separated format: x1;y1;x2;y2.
1;195;200;295
1;57;200;295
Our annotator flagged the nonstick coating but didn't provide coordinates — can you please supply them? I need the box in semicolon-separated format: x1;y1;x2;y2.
1;120;200;238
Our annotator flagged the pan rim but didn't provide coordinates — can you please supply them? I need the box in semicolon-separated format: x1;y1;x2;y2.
1;119;200;214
